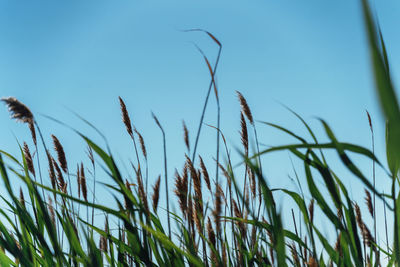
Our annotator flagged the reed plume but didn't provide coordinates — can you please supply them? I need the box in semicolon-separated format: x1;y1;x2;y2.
46;151;56;191
361;223;374;248
28;121;37;146
308;199;314;224
80;163;87;201
48;196;56;227
19;188;25;208
290;243;300;266
119;96;133;136
213;184;222;235
152;175;161;212
134;128;147;159
354;202;363;230
23;142;35;177
76;164;81;199
53;158;65;191
199;156;211;192
174;170;187;217
207;217;217;264
236;91;254;125
1;97;34;123
365;189;373;217
335;233;342;257
233;200;245;236
217;163;231;188
182;120;190;152
240;112;248;155
136;169;149;216
51;135;67;173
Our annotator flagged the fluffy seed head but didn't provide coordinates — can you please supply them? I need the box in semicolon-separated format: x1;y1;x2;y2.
1;97;34;123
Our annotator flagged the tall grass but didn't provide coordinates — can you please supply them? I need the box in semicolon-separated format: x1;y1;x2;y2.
0;0;398;266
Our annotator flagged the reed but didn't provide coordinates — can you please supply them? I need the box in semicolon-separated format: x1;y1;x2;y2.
0;2;396;265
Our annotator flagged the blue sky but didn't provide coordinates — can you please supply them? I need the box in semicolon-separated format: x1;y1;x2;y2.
1;0;400;243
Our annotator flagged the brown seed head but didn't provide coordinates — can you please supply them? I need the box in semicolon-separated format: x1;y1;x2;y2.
48;196;56;226
1;97;34;123
80;163;87;201
308;199;314;224
152;175;161;211
307;256;317;267
335;233;342;256
207;217;217;264
248;168;256;198
290;243;300;266
236;91;254;125
136;170;149;216
119;97;133;136
337;207;343;222
76;164;81;199
46;151;56;190
354;202;363;229
28;121;37;146
218;162;231;188
213;184;222;234
23;142;35;177
365;189;374;217
19;187;25;208
87;146;94;165
199;156;211;192
174;170;187;217
134;128;147;159
182;120;190;152
361;223;374;248
240;112;248;155
53;158;65;191
51;135;67;173
366;110;373;133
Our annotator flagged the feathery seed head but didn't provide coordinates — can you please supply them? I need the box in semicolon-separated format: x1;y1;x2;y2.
51;135;67;173
1;97;34;123
119;97;133;136
236;91;254;125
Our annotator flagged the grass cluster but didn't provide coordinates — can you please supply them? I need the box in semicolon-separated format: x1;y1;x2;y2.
0;0;398;266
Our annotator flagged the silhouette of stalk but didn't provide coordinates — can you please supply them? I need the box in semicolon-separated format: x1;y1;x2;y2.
152;112;171;239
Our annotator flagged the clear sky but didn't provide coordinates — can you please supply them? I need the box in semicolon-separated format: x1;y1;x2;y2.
1;0;400;243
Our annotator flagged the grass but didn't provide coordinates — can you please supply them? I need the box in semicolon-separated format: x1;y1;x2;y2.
0;0;398;266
